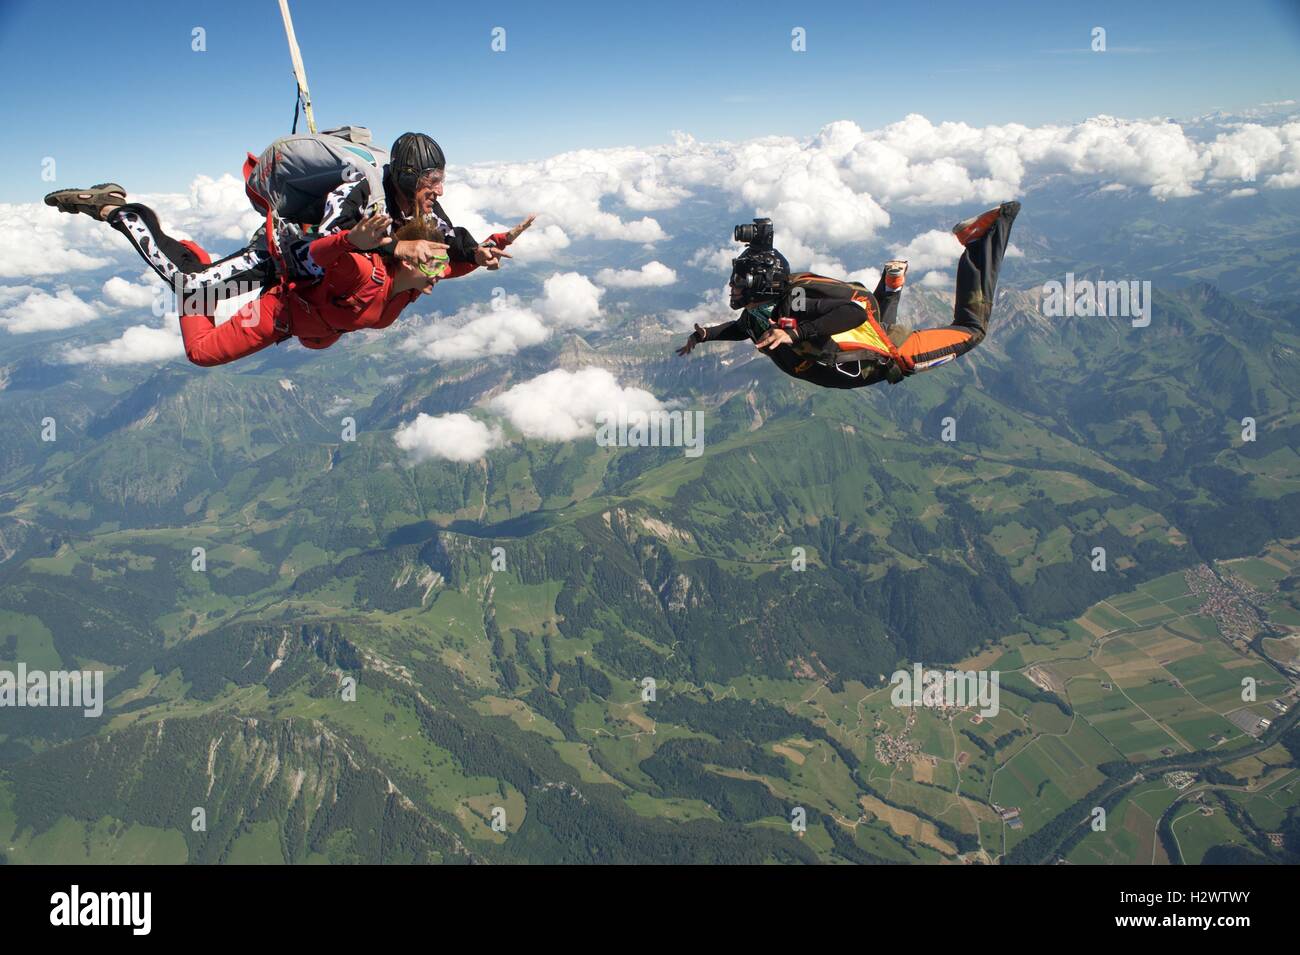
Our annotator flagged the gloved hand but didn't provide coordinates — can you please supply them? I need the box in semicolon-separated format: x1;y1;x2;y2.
676;324;708;356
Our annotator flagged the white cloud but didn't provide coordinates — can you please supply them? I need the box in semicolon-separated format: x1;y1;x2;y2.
843;265;883;288
405;300;552;362
0;205;115;279
0;284;41;304
401;269;608;363
394;368;673;458
488;367;663;442
453;147;672;245
1202;123;1289;184
506;222;571;259
889;229;964;273
102;275;160;309
699;112;1300;224
840;113;1207;201
393;412;504;463
776;234;830;272
701;129;893;249
0;286;98;334
663;286;731;332
63;322;183;365
689;244;736;273
135;173;265;243
0;175;259;287
595;261;677;288
537;272;604;328
694;234;841;276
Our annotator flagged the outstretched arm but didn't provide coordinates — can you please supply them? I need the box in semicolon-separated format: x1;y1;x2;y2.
445;231;512;278
704;319;748;342
469;213;537;271
677;319;746;356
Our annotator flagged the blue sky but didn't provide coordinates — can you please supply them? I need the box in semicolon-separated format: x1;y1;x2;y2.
1;0;1298;201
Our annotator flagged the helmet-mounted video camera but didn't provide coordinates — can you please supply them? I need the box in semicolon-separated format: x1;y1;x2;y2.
729;218;789;308
733;217;774;251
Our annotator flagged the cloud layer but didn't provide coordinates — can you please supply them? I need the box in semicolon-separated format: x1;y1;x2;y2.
595;261;677;288
0;286;97;334
5;106;1298;368
401;269;608;365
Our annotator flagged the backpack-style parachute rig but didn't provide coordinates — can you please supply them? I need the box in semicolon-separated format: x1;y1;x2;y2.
783;274;913;384
242;2;391;290
242;126;390;279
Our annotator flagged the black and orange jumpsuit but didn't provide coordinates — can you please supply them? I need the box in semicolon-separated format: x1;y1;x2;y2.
701;202;1019;389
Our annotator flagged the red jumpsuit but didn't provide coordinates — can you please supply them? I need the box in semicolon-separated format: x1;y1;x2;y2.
178;230;510;367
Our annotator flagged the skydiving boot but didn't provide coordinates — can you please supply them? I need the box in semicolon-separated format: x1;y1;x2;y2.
952;201;1021;247
882;260;908;291
43;183;127;220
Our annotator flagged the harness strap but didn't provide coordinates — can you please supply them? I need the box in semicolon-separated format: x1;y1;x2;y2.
786;277;915;383
250;148;296;344
262;207;294;343
855;292;914;378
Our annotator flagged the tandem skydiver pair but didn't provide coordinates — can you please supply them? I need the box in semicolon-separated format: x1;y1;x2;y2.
45;129;536;366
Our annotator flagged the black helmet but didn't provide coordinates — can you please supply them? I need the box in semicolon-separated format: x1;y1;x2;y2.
729;246;790;309
390;132;446;197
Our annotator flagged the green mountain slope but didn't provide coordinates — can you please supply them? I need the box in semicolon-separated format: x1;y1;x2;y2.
2;281;1298;864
